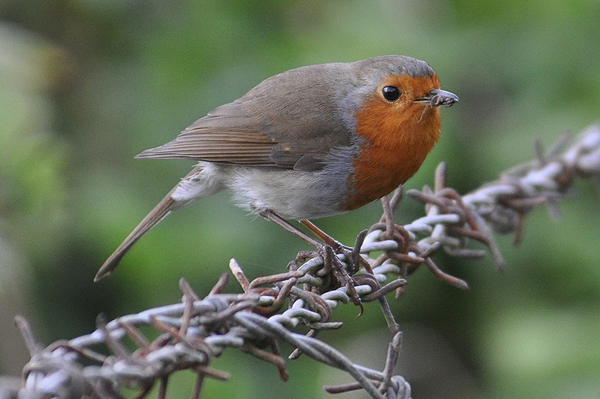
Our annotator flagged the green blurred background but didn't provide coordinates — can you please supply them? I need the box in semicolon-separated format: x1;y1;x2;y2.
1;0;599;398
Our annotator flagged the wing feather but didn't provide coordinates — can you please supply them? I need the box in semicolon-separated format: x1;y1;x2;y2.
135;102;279;165
136;63;359;170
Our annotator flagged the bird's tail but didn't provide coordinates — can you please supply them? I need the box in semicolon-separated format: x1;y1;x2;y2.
94;192;177;281
95;164;212;281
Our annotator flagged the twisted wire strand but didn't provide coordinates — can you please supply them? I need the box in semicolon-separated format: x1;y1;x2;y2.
11;122;600;399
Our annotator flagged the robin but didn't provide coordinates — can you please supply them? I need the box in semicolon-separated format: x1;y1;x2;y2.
95;55;458;281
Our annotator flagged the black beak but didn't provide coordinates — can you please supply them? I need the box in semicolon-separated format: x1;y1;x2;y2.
415;88;459;107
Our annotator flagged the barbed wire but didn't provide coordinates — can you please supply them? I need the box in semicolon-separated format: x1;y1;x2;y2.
9;122;600;399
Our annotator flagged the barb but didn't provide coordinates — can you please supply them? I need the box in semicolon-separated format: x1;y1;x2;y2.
10;122;600;399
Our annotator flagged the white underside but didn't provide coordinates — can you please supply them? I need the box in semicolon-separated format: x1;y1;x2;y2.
169;161;351;219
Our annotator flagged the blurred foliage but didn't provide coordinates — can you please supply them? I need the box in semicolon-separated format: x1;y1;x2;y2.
0;0;599;398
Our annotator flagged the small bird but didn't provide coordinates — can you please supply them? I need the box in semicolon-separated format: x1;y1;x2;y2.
95;55;458;281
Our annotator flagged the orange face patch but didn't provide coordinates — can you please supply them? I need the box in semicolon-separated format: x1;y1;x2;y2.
343;74;442;210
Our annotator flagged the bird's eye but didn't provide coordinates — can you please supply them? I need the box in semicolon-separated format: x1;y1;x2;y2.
382;86;401;102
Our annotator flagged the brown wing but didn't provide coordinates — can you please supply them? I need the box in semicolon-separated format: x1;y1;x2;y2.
135;101;281;165
136;63;359;170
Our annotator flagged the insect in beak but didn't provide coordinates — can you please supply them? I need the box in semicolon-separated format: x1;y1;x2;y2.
415;89;459;108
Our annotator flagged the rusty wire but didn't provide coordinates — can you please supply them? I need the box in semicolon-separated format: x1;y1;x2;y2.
10;121;600;399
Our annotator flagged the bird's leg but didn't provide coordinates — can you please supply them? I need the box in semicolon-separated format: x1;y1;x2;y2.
258;210;367;310
299;220;348;252
299;221;372;309
301;220;371;275
258;210;323;248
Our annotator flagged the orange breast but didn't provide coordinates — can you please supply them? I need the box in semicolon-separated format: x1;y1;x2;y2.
343;75;442;210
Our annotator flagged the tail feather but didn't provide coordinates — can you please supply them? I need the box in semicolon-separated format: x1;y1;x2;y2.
95;164;209;281
94;162;223;281
94;194;176;281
